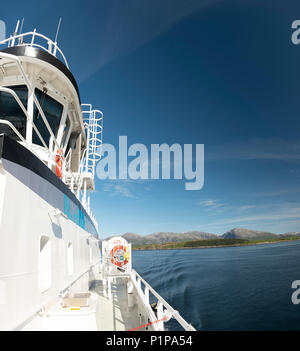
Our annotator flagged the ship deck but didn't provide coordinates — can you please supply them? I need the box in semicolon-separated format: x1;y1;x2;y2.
92;276;141;331
21;270;143;331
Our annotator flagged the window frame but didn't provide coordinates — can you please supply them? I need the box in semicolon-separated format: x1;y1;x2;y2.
56;105;73;153
0;84;29;140
32;87;65;149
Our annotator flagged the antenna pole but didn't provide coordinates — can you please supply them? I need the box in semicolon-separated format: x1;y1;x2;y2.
19;18;24;34
11;20;19;46
14;20;20;36
18;18;24;44
54;17;62;44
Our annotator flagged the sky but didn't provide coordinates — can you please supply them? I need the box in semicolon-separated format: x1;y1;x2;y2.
2;0;300;237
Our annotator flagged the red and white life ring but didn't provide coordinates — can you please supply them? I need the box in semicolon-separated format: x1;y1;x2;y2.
110;244;130;267
55;149;64;178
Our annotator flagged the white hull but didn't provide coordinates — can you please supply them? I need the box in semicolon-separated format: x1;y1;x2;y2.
0;157;99;330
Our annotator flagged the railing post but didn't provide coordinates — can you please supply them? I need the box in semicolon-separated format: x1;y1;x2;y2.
144;287;149;305
86;121;90;172
18;35;23;45
30;29;36;46
53;42;57;56
47;40;53;54
137;278;141;293
26;86;34;148
83;179;87;207
157;301;164;331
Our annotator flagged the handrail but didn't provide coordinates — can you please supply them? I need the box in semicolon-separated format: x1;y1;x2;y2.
82;108;103;176
0;120;27;144
0;31;69;68
131;269;196;331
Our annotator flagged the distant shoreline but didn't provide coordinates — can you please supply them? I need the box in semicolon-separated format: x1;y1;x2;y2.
132;237;300;251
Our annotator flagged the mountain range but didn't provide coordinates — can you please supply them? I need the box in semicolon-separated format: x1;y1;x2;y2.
105;228;300;245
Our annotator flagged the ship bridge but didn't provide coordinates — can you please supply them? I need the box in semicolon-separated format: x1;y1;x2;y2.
0;21;103;224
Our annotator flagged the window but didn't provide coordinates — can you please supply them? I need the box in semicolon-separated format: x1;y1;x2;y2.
32;88;63;147
65;131;80;157
0;85;28;140
61;116;71;148
67;242;74;276
38;235;51;292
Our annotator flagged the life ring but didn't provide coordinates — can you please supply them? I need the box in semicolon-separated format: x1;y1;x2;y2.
110;244;130;267
55;149;64;178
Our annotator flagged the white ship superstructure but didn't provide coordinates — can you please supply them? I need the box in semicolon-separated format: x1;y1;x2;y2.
0;22;195;331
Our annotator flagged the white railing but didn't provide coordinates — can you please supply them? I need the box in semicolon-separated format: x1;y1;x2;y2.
0;30;69;68
130;269;196;331
82;104;103;176
63;105;103;200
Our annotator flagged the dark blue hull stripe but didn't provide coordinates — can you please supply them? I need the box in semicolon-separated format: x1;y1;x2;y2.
0;134;98;237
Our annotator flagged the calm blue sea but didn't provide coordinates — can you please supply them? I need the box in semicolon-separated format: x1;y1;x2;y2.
132;240;300;331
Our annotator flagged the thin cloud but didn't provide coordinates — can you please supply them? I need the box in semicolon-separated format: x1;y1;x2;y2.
196;199;300;234
250;188;300;198
202;205;300;228
239;205;258;210
101;178;152;198
199;199;225;210
206;137;300;161
102;181;136;198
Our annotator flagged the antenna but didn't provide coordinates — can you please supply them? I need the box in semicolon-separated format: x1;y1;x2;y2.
54;17;62;44
19;18;24;35
18;18;24;44
13;20;20;36
11;20;20;46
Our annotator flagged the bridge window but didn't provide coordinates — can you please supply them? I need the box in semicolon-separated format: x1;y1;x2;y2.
0;85;28;140
32;88;63;147
61;115;71;148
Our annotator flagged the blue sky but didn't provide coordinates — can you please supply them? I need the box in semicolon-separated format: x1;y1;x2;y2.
3;0;300;236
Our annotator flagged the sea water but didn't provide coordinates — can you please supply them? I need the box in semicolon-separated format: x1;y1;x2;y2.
133;240;300;330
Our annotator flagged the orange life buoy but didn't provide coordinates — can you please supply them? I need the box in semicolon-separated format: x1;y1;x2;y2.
110;244;130;267
55;149;64;178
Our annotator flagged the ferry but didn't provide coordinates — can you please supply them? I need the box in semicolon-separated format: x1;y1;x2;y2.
0;21;196;331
